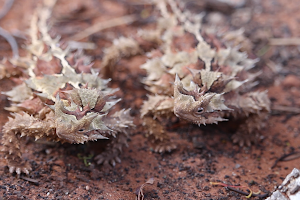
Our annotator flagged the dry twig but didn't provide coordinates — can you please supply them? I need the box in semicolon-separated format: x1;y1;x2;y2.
269;38;300;46
271;105;300;114
0;0;19;58
0;0;14;19
135;178;155;200
210;182;268;198
69;14;137;41
20;175;39;185
271;151;300;169
226;186;269;198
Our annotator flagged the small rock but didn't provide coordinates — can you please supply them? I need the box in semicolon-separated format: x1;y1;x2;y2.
235;164;241;169
85;185;90;191
266;168;300;200
45;149;52;154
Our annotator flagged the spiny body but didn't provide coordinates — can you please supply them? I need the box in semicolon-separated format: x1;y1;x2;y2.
1;0;134;175
138;0;270;152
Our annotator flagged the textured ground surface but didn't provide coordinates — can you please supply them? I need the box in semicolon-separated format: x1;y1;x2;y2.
0;0;300;199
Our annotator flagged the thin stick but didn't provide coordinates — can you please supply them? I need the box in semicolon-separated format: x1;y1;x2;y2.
0;27;19;58
69;14;137;41
0;0;14;20
67;41;96;50
269;38;300;46
0;0;19;58
20;175;39;185
226;186;269;198
272;105;300;114
271;151;300;169
211;182;269;198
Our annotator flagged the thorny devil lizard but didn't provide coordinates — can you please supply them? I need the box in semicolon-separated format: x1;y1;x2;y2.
101;0;271;153
1;0;134;175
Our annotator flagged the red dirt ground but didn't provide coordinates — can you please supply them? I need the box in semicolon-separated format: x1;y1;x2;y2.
0;0;300;199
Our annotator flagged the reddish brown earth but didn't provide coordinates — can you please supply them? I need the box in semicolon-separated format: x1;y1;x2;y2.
0;0;300;199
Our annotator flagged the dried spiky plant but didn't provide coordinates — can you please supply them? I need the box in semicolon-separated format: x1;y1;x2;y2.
1;0;134;175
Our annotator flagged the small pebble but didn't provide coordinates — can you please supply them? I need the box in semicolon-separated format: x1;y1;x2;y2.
86;185;90;191
235;164;241;169
45;149;52;154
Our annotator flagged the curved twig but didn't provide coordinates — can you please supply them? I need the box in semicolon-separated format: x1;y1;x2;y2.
0;0;19;58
